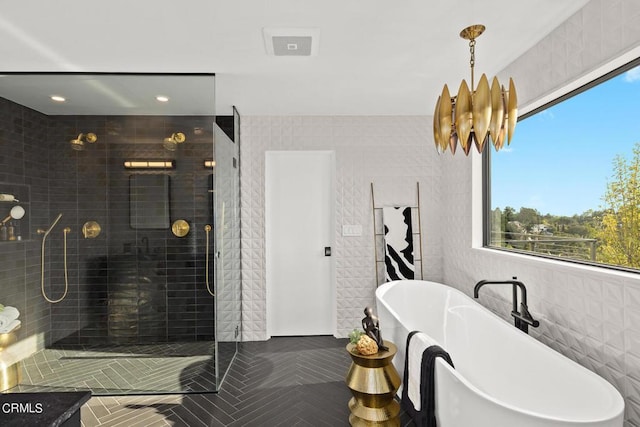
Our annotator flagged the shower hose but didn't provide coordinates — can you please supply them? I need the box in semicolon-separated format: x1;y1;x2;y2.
40;220;69;304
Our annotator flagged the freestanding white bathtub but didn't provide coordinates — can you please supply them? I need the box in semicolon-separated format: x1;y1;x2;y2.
375;280;624;427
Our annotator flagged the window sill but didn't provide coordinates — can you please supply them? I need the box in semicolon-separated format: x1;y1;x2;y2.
474;246;640;281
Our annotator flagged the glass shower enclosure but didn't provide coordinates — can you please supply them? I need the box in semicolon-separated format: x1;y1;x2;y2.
0;73;240;394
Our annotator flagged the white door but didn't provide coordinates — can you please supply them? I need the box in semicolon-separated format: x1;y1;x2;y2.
265;151;335;336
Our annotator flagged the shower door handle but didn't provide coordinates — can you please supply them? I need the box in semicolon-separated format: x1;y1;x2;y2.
324;247;331;256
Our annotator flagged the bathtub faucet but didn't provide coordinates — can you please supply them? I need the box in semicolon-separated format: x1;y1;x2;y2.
473;277;540;334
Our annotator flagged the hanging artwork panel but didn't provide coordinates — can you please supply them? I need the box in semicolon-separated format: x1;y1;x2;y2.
382;206;415;281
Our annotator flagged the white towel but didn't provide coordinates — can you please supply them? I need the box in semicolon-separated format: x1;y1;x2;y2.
0;319;20;334
0;307;19;329
407;332;438;411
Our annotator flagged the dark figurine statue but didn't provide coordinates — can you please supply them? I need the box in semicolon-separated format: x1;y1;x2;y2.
362;306;388;351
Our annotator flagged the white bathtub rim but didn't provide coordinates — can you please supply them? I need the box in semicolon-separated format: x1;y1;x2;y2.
375;279;625;424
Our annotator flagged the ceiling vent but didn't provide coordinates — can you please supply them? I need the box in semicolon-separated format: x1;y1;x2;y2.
263;27;319;56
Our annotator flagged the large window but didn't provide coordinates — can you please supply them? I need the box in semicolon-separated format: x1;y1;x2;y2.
486;59;640;272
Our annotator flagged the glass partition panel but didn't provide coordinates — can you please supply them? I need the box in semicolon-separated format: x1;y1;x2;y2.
214;106;241;388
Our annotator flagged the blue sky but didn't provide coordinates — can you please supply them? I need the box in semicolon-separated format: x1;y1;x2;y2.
491;66;640;217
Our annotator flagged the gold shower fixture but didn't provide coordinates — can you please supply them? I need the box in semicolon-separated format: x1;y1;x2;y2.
433;24;518;155
82;221;101;239
171;219;190;237
1;205;25;225
163;132;186;151
70;132;98;151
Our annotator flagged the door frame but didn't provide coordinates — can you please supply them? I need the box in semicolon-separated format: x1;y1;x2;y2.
264;150;336;338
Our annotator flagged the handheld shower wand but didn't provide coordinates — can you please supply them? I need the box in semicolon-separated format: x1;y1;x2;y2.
1;205;25;225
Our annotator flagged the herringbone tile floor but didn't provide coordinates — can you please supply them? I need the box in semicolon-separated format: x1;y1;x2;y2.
79;336;412;426
17;342;218;394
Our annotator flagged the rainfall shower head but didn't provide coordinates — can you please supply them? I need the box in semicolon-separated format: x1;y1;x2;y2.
163;132;186;151
70;132;97;151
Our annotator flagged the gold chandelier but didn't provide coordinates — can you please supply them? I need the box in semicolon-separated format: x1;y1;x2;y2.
433;24;517;155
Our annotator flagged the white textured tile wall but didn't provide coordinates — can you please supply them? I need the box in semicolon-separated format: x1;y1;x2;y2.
443;1;640;425
498;0;640;110
240;116;443;341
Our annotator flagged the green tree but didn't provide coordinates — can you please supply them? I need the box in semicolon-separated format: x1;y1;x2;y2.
516;207;541;230
503;206;516;222
597;143;640;267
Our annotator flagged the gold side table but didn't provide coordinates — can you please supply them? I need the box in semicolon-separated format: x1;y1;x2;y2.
345;340;401;426
0;328;22;392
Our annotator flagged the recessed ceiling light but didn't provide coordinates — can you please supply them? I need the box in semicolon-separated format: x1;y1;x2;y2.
51;95;66;102
156;95;169;103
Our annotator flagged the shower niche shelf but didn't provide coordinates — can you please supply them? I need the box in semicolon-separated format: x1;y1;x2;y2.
0;183;30;243
0;207;29;243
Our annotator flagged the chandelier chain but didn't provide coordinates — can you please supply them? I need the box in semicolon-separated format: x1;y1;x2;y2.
469;39;476;91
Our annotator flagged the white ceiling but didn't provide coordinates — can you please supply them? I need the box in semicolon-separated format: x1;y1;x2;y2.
0;1;589;116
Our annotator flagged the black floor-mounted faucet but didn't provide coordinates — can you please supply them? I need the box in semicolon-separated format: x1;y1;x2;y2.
474;277;540;334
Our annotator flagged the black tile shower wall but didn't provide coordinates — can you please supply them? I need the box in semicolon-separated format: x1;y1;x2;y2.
0;94;215;350
0;97;52;347
47;115;216;345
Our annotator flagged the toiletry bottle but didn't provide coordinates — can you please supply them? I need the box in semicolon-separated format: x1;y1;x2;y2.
0;225;6;241
7;221;15;241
